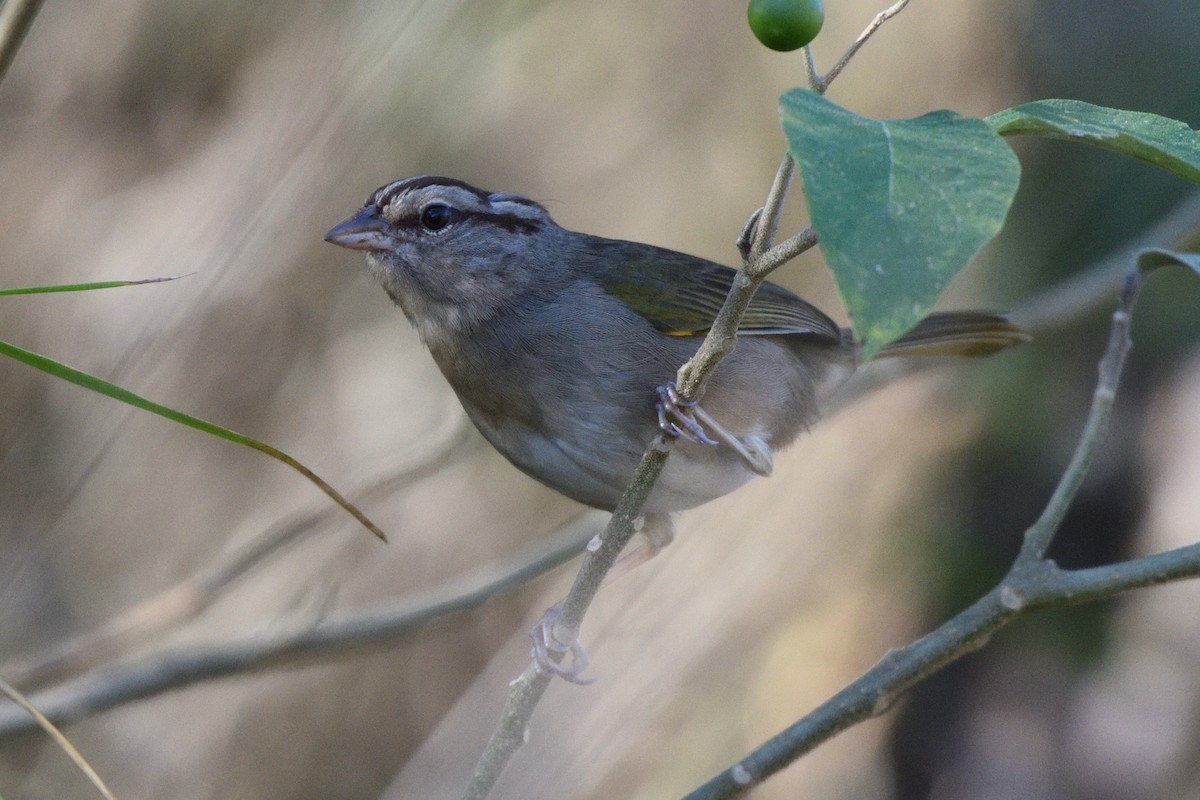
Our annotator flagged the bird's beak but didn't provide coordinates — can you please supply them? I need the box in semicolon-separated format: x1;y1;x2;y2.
324;207;398;252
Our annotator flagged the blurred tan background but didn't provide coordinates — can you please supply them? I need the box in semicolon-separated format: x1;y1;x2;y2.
1;1;1199;798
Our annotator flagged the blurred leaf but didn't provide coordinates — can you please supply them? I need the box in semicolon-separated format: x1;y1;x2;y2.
989;100;1200;184
0;338;387;541
1136;247;1200;275
780;89;1021;357
0;275;190;296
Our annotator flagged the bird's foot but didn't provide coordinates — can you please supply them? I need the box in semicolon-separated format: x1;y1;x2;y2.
656;382;718;445
655;382;774;477
530;603;593;685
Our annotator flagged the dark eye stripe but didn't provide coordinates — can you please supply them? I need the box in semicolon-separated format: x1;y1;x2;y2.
387;209;542;235
363;177;546;235
475;211;542;234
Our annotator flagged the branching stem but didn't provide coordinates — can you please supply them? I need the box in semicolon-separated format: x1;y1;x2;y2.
681;266;1186;799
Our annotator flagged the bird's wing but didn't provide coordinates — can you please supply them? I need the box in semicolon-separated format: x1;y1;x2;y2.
598;245;842;341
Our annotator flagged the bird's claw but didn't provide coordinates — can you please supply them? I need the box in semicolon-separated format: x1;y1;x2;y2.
656;383;718;446
655;383;774;476
530;604;593;685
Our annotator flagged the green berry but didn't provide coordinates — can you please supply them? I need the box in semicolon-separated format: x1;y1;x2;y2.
747;0;824;52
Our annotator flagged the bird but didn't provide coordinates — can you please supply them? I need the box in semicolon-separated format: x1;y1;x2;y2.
325;175;1028;519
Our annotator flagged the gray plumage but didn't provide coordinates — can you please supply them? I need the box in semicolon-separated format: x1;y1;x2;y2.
326;176;1027;513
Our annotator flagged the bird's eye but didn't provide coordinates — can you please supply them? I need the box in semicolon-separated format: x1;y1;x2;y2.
419;203;458;232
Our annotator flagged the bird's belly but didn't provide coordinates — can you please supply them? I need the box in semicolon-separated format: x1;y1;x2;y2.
644;439;761;513
461;400;762;513
460;403;644;510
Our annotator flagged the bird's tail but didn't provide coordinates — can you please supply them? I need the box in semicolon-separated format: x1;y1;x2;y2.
876;311;1030;359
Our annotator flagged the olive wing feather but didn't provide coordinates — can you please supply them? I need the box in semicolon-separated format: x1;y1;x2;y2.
599;249;841;341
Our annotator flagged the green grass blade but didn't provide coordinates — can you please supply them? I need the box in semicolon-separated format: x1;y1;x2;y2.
0;275;191;296
0;338;387;542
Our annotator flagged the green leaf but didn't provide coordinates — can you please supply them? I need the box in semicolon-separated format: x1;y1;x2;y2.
780;89;1020;357
988;99;1200;185
0;338;386;541
1136;247;1200;276
0;275;190;296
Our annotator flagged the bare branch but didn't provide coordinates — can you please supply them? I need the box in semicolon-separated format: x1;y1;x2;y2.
816;0;913;93
3;413;473;690
1016;271;1138;562
748;157;796;259
746;225;819;280
681;264;1197;798
0;511;603;737
803;45;819;92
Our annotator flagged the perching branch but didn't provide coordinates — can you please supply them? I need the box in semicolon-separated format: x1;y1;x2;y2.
461;4;917;797
746;156;796;260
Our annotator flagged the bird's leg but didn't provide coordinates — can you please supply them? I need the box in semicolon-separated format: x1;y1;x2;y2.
528;513;675;683
656;382;774;476
607;512;675;578
689;405;774;477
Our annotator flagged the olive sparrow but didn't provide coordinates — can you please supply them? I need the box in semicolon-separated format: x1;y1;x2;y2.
325;176;1027;516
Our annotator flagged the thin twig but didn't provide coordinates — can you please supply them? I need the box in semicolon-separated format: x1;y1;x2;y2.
816;0;913;92
0;0;44;86
0;511;604;736
748;157;796;259
3;413;474;691
462;447;670;799
803;45;819;93
1016;272;1138;562
1023;541;1200;604
746;225;819;280
683;266;1165;798
683;527;1200;800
